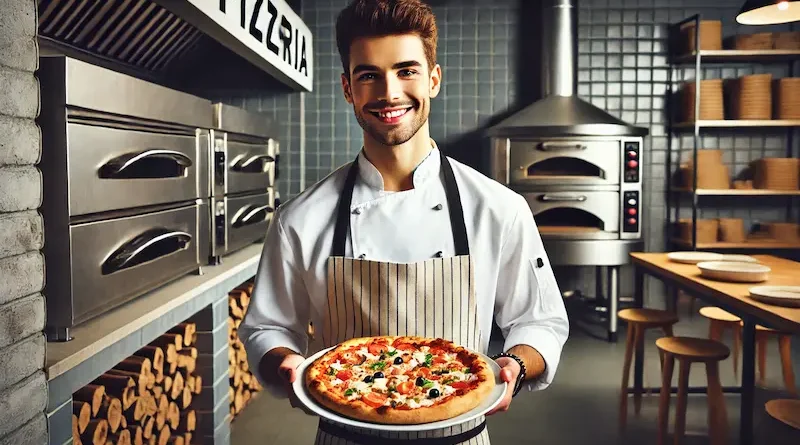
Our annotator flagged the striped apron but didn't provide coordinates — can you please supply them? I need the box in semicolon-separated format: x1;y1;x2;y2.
314;150;490;445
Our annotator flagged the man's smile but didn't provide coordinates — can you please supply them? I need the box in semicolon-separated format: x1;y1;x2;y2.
369;106;413;124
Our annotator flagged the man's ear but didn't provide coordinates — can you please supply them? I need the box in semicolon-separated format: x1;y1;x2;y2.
341;73;353;104
429;64;442;98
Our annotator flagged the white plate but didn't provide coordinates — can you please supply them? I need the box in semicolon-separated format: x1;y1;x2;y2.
667;251;724;264
749;286;800;308
696;261;771;283
292;346;507;432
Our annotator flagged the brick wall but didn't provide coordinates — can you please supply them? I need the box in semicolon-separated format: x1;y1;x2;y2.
0;1;48;444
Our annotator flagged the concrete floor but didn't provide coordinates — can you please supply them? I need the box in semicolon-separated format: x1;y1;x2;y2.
231;300;800;445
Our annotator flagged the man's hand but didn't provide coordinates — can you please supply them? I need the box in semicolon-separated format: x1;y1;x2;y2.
485;356;521;415
277;354;316;415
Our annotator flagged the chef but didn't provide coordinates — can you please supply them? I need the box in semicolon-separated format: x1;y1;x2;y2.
239;0;569;443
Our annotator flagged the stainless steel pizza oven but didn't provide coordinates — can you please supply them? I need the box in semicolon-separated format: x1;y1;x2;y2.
488;0;649;341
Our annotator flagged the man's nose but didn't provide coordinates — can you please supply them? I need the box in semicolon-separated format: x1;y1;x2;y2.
377;75;403;102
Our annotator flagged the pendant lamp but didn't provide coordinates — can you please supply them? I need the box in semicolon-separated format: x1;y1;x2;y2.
736;0;800;25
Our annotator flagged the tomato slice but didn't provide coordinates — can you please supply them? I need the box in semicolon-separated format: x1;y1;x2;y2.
450;381;470;389
418;367;431;377
429;375;441;381
362;392;388;408
432;357;447;365
336;370;352;381
368;343;388;355
397;381;414;394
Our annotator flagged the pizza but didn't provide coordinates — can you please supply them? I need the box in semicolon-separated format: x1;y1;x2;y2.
304;336;496;424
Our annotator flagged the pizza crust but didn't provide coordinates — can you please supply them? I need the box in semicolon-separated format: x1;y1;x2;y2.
304;336;497;425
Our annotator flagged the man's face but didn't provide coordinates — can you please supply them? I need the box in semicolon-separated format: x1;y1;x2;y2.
342;34;441;147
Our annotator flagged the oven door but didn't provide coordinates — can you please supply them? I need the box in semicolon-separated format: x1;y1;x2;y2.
226;189;273;254
522;191;620;240
508;139;621;187
226;139;276;195
67;123;201;216
69;202;202;325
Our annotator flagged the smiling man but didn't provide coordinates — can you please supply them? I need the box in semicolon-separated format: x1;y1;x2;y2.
238;0;569;444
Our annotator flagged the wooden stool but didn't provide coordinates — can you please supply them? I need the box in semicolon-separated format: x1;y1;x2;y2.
618;308;679;431
699;306;742;378
766;399;800;430
700;306;796;395
656;337;730;445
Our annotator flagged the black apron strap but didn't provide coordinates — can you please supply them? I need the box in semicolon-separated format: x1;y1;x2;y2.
331;149;470;257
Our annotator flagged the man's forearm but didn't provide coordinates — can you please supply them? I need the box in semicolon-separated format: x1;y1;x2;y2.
258;346;301;385
507;344;546;382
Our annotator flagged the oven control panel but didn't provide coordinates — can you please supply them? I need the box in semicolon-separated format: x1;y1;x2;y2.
622;191;640;233
623;141;640;183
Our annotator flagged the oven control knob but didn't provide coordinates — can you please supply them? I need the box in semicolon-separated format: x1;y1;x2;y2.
627;208;637;216
628;150;637;158
627;198;636;206
627;218;637;225
627;160;638;168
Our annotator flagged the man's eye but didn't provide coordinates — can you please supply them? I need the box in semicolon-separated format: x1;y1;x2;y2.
399;69;418;77
358;73;376;81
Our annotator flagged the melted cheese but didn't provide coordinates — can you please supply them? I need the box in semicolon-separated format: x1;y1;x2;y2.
330;362;345;371
371;378;388;391
330;378;344;386
412;351;427;363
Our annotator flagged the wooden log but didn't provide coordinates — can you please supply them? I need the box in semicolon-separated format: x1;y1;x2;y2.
234;387;244;414
230;289;250;310
155;394;169;431
144;393;158;417
141;416;155;440
167;323;196;347
157;426;170;445
147;373;156;390
123;398;147;424
73;414;82;445
177;356;196;374
153;385;164;400
183;433;191;445
162;344;178;366
228;294;244;318
177;411;195;433
148;436;156;445
134;347;164;375
92;374;138;411
170;373;184;401
73;401;91;434
166;402;180;430
191;376;201;395
127;426;143;445
122;387;139;410
81;419;108;445
108;429;131;445
166;437;183;445
181;387;192;410
98;396;123;434
151;334;183;353
120;415;127;430
74;385;105;417
114;357;151;376
106;369;147;395
243;389;251;405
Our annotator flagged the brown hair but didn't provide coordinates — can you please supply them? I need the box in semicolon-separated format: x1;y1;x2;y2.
335;0;438;78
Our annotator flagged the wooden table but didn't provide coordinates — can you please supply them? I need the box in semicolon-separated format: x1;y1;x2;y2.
629;253;800;445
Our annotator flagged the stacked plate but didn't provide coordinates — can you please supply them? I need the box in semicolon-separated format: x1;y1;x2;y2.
696;261;771;283
667;251;758;264
748;286;800;308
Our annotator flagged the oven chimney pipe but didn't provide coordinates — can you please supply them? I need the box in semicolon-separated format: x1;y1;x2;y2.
542;0;578;98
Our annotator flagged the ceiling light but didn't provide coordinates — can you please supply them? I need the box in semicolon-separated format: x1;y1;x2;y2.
736;0;800;25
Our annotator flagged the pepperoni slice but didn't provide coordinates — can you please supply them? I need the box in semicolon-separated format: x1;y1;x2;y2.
417;367;431;378
362;392;388;408
432;357;447;365
394;343;415;352
336;370;352;381
450;381;470;390
368;343;388;355
397;381;414;394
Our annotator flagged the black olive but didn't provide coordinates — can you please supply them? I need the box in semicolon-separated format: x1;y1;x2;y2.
373;371;385;379
429;388;440;398
415;377;425;387
364;376;373;383
393;357;403;365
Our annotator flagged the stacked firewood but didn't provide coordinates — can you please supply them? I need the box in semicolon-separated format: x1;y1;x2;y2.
228;281;262;418
72;323;203;445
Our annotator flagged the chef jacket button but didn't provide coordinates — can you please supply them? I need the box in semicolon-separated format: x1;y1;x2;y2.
536;257;544;268
435;251;443;257
433;203;443;210
352;207;362;215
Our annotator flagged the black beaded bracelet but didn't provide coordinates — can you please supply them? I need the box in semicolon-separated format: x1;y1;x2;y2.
491;352;526;397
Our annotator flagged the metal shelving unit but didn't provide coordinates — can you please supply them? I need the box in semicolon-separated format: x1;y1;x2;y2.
666;14;800;251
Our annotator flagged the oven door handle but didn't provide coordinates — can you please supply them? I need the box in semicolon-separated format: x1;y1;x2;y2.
100;149;193;178
537;142;588;152
232;204;274;228
231;154;276;173
538;194;587;202
102;228;192;275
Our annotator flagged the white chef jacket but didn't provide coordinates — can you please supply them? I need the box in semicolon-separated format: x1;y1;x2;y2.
240;143;570;398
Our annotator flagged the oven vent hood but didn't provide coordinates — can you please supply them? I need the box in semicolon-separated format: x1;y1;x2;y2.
37;0;313;93
488;0;647;138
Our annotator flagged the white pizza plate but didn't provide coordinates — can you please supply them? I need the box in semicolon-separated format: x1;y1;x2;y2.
720;254;759;263
696;261;771;283
292;345;508;432
749;286;800;308
667;251;724;264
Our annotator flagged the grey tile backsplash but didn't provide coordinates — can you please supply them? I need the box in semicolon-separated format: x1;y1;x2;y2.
212;0;797;305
